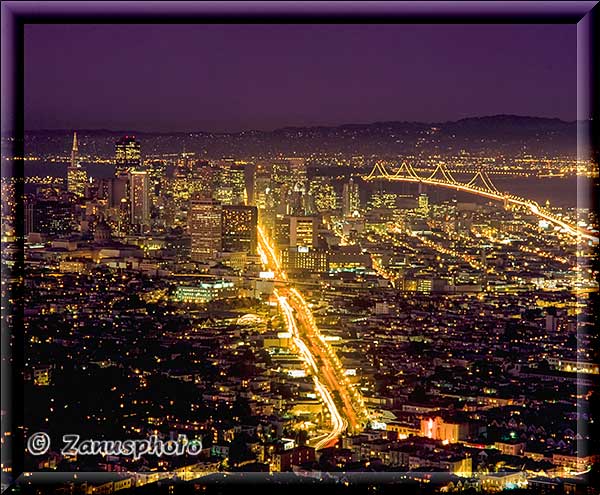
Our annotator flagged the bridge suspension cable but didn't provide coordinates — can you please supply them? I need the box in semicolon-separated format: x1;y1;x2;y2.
392;162;420;180
481;170;501;194
366;162;390;179
466;170;499;195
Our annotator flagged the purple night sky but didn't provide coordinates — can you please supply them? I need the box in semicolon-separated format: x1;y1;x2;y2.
24;23;576;132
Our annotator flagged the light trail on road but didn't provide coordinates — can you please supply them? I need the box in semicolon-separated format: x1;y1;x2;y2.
257;224;368;448
313;376;347;450
273;291;346;449
287;288;369;431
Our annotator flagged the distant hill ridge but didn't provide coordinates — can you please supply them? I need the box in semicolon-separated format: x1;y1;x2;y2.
24;114;576;136
19;115;580;158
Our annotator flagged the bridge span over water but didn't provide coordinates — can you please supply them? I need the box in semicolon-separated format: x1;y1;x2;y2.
363;162;598;244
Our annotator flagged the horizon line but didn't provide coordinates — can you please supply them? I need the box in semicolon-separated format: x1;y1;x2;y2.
20;114;582;136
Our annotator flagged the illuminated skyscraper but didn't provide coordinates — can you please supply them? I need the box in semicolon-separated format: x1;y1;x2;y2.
245;162;255;206
67;131;87;198
188;198;222;260
342;178;360;216
272;160;290;184
128;170;150;232
289;158;307;190
229;164;247;205
191;162;216;199
215;164;246;205
222;205;258;253
368;183;396;210
309;176;337;213
146;160;167;199
71;131;79;168
115;136;141;174
275;216;291;247
289;216;316;248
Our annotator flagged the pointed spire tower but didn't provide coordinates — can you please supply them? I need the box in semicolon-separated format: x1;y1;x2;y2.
67;131;87;198
71;131;79;168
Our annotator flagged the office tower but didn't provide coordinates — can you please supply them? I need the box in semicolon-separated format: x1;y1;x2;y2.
222;205;258;253
287;158;308;215
146;159;167;198
128;170;150;232
215;164;246;206
191;162;216;199
275;216;291;248
229;164;247;205
309;176;338;213
245;162;256;206
285;187;308;216
289;158;307;190
368;183;396;210
254;175;271;211
67;132;87;198
188;198;222;260
95;175;128;208
418;193;430;214
289;216;316;248
272;160;290;185
115;136;141;174
113;174;129;208
281;247;328;273
342;178;360;216
95;178;111;202
71;131;79;168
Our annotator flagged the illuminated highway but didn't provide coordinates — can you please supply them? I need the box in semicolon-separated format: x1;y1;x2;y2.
275;292;347;449
288;287;368;433
364;162;598;243
257;226;368;448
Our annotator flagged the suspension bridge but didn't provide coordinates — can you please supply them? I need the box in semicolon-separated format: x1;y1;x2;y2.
364;162;598;244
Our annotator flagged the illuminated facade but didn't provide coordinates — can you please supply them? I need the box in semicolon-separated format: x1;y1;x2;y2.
289;216;316;248
67;167;87;199
308;176;337;213
188;198;222;260
115;136;141;173
215;163;246;205
128;170;150;232
191;162;216;199
172;279;236;303
281;246;328;273
369;189;397;209
67;131;87;198
342;178;360;216
222;205;257;253
420;416;469;443
71;131;79;168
